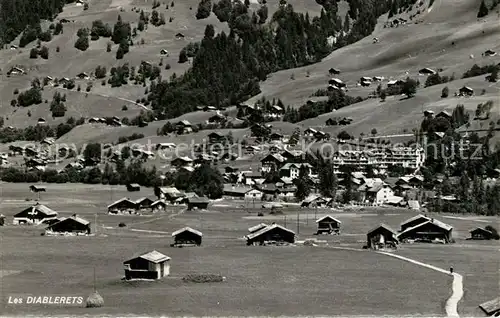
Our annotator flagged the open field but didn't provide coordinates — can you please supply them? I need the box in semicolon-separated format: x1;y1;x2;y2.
1;182;498;315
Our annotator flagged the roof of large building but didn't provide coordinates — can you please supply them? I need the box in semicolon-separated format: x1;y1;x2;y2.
398;218;453;237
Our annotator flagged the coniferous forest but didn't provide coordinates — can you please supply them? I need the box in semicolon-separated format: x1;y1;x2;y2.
147;0;390;119
0;0;75;47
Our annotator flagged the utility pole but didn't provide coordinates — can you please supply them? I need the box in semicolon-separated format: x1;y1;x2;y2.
93;267;96;292
284;215;287;228
296;211;299;234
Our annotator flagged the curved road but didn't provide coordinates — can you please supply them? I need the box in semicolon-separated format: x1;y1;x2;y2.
377;251;464;317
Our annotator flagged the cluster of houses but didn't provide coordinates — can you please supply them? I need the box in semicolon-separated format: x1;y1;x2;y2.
9;202;91;235
366;214;455;249
107;190;210;214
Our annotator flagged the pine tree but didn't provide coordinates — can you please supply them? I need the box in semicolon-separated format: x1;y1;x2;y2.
478;0;489;18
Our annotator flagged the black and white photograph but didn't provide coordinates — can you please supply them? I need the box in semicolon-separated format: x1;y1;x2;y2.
0;0;499;316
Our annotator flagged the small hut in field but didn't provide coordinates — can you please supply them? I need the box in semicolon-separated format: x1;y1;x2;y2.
171;227;203;246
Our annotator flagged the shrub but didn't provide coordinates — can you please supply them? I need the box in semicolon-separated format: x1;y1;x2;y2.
118;222;127;227
441;86;449;98
56;46;60;52
39;46;49;59
196;0;212;19
30;48;38;58
13;89;19;95
182;274;224;283
165;63;171;70
178;49;188;63
122;105;128;111
485;225;500;240
74;35;89;51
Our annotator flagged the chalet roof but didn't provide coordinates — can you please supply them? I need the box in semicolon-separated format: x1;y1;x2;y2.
15;203;58;217
48;215;90;228
125;250;170;264
400;214;431;227
248;223;269;233
172;227;203;237
419;67;436;74
135;197;153;204
469;227;493;235
459;86;474;92
386;196;404;204
243;171;262;178
479;297;500;315
367;223;398;236
223;184;253;194
208;131;225;138
107;197;135;208
437;110;451;118
280;163;312;170
150;200;167;207
304;128;318;134
398;219;453;237
261;153;285;163
158;187;182;195
315;215;341;224
245;224;295;240
30;185;46;190
177;120;192;126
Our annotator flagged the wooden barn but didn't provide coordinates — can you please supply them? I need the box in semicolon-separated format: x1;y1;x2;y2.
315;215;341;235
399;214;431;232
45;214;91;235
479;297;500;317
397;218;453;243
126;183;141;192
135;197;154;210
123;250;171;280
107;198;138;214
366;224;398;249
171;227;203;246
187;197;209;210
245;223;295;246
150;200;167;212
13;203;58;225
30;185;46;192
469;227;495;240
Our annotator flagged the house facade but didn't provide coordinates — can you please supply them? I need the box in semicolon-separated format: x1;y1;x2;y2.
123;250;171;280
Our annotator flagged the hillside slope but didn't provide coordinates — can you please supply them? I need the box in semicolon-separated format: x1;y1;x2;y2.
247;0;500;108
0;0;323;128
